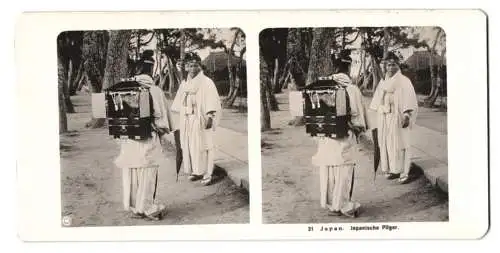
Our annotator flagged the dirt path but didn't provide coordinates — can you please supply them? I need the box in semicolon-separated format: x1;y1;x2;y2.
60;95;249;227
261;93;448;224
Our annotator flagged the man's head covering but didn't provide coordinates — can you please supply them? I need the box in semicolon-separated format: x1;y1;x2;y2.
332;49;352;74
331;49;352;64
184;52;202;64
338;49;353;64
383;51;401;64
135;50;155;76
140;50;155;66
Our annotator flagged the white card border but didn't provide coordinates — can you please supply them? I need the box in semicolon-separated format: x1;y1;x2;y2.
16;9;489;241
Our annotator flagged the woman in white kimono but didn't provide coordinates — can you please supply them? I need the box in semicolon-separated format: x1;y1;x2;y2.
114;54;173;220
171;55;222;186
369;52;418;184
312;51;367;218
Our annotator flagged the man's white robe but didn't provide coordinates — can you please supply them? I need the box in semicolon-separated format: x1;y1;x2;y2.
369;70;418;177
171;71;222;179
114;74;173;216
311;73;367;215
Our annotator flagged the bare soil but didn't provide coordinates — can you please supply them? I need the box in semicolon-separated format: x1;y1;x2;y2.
261;92;449;224
60;94;249;227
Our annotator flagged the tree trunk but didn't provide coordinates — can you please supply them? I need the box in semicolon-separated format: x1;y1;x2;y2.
426;60;444;107
439;47;447;109
159;65;169;91
272;58;279;91
82;31;109;128
425;76;441;107
224;38;238;103
172;30;186;93
82;31;108;93
226;56;235;102
359;56;371;91
267;81;279;111
58;55;68;133
70;60;84;95
63;59;75;113
157;67;165;90
136;32;141;60
286;28;309;88
225;44;246;108
342;28;346;49
166;57;177;95
180;29;186;61
425;52;436;102
102;30;132;90
306;28;335;85
155;49;167;89
66;59;73;90
260;53;272;131
354;50;364;86
371;56;383;91
286;28;309;125
276;62;290;93
76;72;88;92
153;49;160;77
225;64;241;108
357;35;368;91
383;27;390;60
425;28;443;101
289;28;334;126
361;71;373;93
261;83;272;131
86;30;129;129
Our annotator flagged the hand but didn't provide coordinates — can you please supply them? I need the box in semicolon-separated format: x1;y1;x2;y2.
357;132;368;143
152;122;169;136
205;117;213;129
350;126;364;144
206;111;216;129
156;128;166;136
402;114;410;128
351;125;364;135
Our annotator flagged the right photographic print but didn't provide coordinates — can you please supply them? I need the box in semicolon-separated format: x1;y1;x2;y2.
259;27;448;224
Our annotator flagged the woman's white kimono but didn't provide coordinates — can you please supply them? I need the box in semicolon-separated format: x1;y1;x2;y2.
114;74;173;217
311;73;367;216
171;71;222;179
369;71;418;178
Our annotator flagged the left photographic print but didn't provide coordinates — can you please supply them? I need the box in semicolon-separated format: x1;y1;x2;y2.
57;28;249;227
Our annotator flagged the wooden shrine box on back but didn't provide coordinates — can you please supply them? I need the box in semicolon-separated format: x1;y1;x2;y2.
104;79;154;140
301;76;351;138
